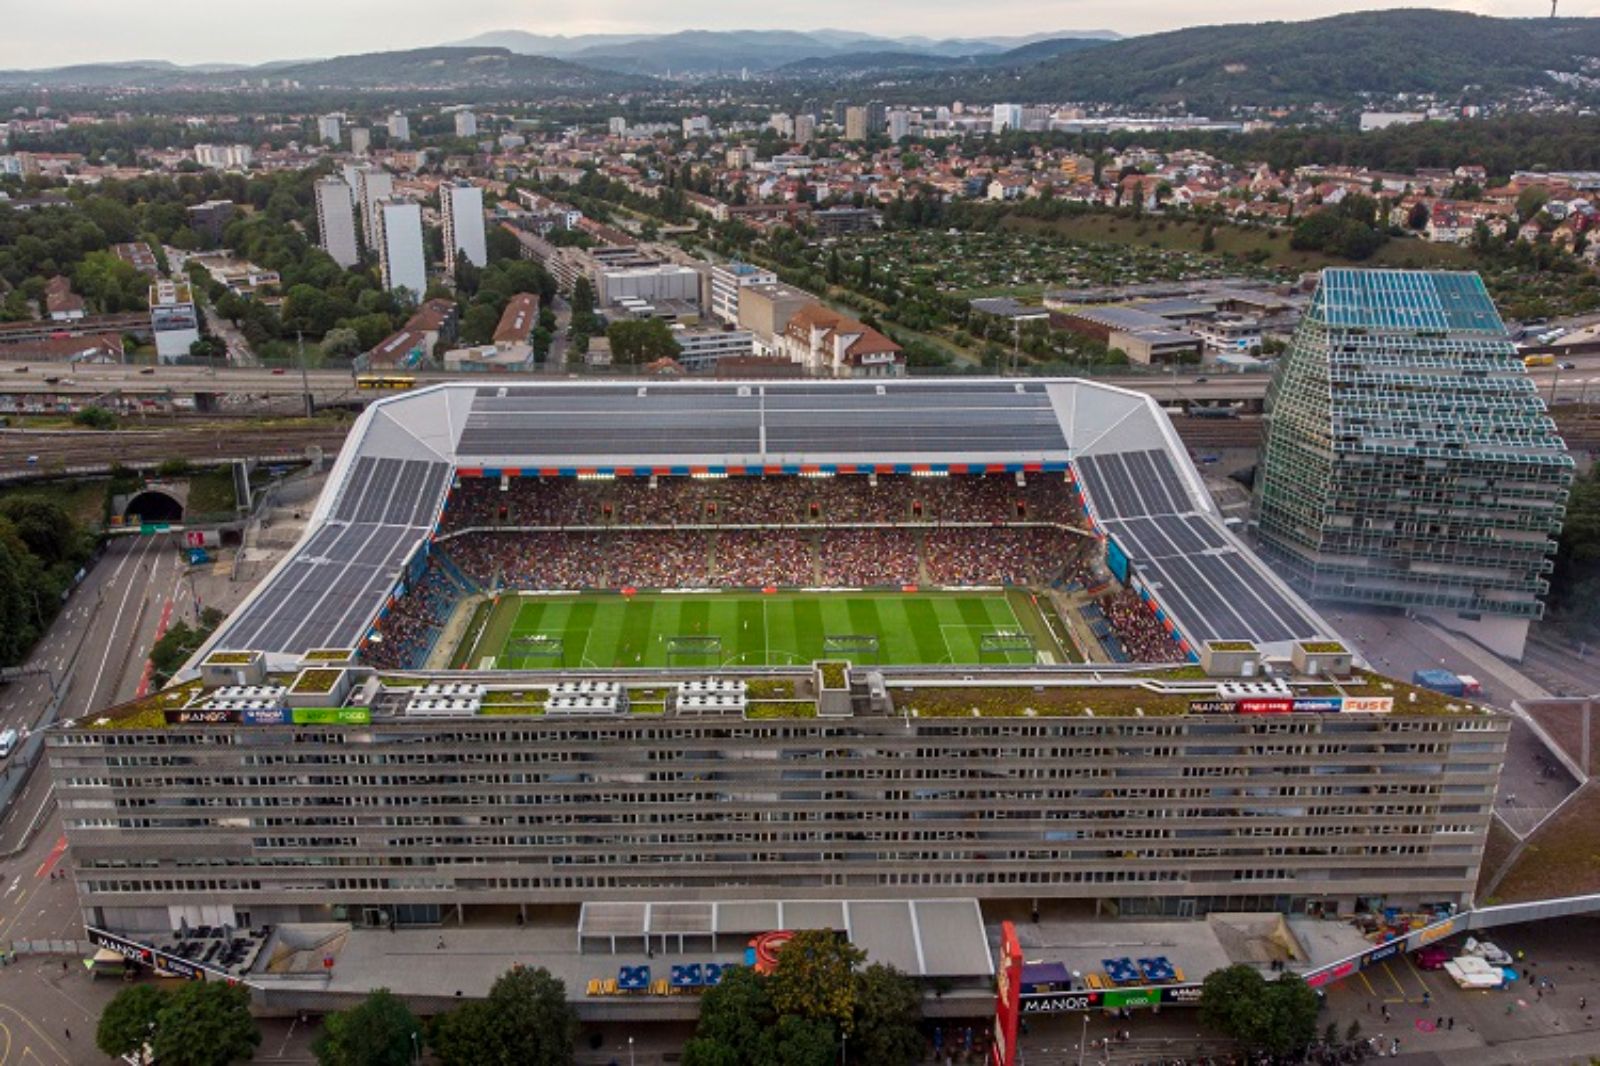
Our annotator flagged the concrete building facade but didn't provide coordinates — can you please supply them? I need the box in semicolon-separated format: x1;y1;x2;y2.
376;200;427;301
314;178;361;269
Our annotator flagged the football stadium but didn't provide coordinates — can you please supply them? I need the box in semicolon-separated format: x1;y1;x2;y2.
53;376;1509;1008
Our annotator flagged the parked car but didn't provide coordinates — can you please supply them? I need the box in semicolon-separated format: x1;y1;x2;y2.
1414;944;1454;970
0;729;17;759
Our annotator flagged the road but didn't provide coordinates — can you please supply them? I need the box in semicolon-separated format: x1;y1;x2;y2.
8;350;1600;407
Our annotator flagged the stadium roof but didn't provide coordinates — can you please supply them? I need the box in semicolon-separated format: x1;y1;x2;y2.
199;379;1338;663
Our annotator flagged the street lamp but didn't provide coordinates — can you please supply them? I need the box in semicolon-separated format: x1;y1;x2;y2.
1077;1013;1089;1066
411;1030;420;1064
628;1035;635;1066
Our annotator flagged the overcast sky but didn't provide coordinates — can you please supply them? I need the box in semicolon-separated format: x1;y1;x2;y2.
2;0;1590;68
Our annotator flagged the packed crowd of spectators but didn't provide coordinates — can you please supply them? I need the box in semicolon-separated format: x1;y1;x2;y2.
361;558;464;670
1100;589;1187;663
441;474;1084;531
401;473;1187;664
924;529;1078;586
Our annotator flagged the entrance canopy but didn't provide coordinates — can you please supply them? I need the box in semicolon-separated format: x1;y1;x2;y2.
576;897;992;979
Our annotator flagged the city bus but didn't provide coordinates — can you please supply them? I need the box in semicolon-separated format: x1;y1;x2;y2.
1523;353;1555;368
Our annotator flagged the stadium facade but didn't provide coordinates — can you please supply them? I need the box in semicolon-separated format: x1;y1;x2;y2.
1253;269;1572;659
52;380;1507;944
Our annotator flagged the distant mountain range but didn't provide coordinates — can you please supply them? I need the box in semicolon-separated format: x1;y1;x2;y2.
769;38;1108;81
448;28;1121;76
980;10;1600;107
0;47;653;92
2;12;1599;106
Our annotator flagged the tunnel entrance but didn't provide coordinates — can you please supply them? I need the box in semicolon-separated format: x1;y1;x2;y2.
124;490;184;523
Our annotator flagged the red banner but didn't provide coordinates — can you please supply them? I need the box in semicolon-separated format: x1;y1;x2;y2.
992;921;1023;1066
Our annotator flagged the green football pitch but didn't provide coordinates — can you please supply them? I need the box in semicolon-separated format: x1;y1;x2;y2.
458;590;1071;670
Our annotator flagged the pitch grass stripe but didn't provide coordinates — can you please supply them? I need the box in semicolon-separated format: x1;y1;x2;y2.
792;599;824;665
869;598;915;665
902;598;948;663
984;596;1032;664
766;598;799;666
614;598;655;666
734;598;766;665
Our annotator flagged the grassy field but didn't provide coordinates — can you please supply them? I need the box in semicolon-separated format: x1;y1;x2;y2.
457;590;1071;670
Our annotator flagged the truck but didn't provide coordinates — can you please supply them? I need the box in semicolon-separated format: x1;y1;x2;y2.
1413;668;1466;698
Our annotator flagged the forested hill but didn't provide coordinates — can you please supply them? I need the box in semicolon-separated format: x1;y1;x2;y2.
962;10;1600;106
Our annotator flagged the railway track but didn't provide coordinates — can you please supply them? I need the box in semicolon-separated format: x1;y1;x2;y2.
3;407;1597;480
0;423;353;475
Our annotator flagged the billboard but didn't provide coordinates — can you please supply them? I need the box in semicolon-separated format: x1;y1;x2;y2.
1343;697;1394;713
88;927;209;982
242;707;289;725
164;708;239;725
991;921;1023;1066
1020;983;1202;1013
290;707;371;725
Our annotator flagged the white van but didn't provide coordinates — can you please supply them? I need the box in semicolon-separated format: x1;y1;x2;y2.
0;729;17;758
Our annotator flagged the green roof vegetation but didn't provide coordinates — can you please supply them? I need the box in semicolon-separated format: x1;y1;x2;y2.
746;701;818;720
480;705;546;716
1207;641;1256;652
205;652;256;665
629;702;667;715
900;685;1190;718
482;689;543;705
87;678;206;728
746;679;797;699
817;662;848;690
289;669;343;694
1300;641;1348;654
304;649;355;662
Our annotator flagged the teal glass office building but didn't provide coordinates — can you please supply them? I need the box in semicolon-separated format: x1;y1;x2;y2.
1252;269;1572;657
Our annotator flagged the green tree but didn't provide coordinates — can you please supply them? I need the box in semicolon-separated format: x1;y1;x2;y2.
320;328;362;359
768;929;864;1035
757;1015;836;1066
460;304;502;346
1517;185;1550;223
0;496;80;566
313;988;419;1066
851;963;922;1066
1198;966;1318;1056
97;984;166;1060
429;966;577;1066
72;405;117;430
570;276;597;333
826;248;842;285
606;318;682;366
148;981;261;1066
684;966;776;1066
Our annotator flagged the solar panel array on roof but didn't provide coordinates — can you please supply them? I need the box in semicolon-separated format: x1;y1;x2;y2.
214;458;450;654
1074;450;1193;520
454;382;1068;462
1077;448;1321;645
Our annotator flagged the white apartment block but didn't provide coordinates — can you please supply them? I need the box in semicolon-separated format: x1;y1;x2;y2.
991;103;1023;134
794;114;816;144
376;200;427;302
149;280;201;364
388;112;411;143
608;117;628;136
314;178;361;269
670;327;756;372
193;144;253;169
354;167;394;253
454;111;478;138
441;181;487;277
349;127;371;156
708;261;776;326
317;114;342;145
